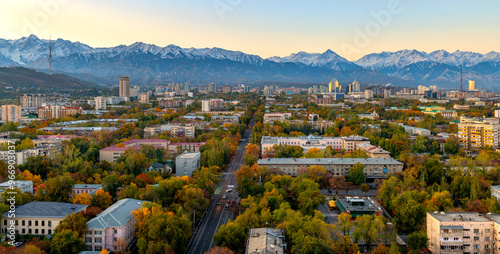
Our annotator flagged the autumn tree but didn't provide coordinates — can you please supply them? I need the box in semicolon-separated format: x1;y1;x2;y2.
55;213;88;237
406;231;428;253
72;192;92;206
91;189;113;210
349;162;365;185
34;174;74;202
360;183;369;195
352;215;385;251
243;143;260;166
205;246;235;254
303;148;324;158
337;213;353;236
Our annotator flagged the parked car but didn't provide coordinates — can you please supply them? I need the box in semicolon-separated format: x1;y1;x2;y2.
14;242;23;247
222;195;226;199
226;189;233;193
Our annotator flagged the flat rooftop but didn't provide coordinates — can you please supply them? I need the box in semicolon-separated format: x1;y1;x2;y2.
257;158;403;166
176;152;201;159
246;228;285;254
2;202;87;218
427;212;490;222
336;197;379;213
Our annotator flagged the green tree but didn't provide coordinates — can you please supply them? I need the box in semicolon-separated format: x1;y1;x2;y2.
337;213;353;236
102;174;121;198
349;162;365;185
444;136;459;154
360;183;369;195
407;231;428;253
352;215;385;251
213;221;247;252
51;229;86;254
34;174;75;202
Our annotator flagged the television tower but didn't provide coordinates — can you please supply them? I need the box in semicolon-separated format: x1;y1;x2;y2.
49;34;52;75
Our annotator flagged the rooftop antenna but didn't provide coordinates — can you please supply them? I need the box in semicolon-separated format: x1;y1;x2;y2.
49;34;52;75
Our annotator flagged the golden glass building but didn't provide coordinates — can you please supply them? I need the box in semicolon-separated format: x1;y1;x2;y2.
458;117;500;150
469;80;476;91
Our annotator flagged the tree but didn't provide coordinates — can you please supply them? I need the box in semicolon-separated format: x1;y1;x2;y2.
34;174;74;202
444;136;459;154
304;148;324;158
91;189;113;210
304;165;327;183
19;245;44;254
349;163;365;185
205;246;235;254
192;166;221;194
427;191;453;212
329;176;346;195
465;200;489;213
406;231;428;253
332;235;359;254
102;174;120;198
72;193;92;206
337;213;353;236
353;215;385;251
360;183;369;195
370;243;389;254
213;221;247;252
50;229;86;254
55;213;88;237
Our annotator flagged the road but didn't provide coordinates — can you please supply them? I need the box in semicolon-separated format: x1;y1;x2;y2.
186;120;254;254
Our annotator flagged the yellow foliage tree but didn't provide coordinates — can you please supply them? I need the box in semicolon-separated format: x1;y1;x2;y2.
72;193;92;206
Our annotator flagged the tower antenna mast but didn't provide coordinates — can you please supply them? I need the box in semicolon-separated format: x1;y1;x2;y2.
49;34;52;75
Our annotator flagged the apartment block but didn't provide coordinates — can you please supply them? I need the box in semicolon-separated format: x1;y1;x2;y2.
144;124;196;139
458;117;500;150
1;105;21;124
175;152;201;177
85;198;143;252
263;113;292;124
0;180;33;193
21;94;47;108
246;228;286;254
1;202;88;236
257;158;403;178
38;105;83;120
427;212;495;254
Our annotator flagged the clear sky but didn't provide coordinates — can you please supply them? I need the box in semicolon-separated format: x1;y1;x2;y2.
1;0;499;61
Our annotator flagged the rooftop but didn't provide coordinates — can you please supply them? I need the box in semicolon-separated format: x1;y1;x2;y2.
2;202;87;218
427;212;490;222
0;180;32;188
336;197;379;213
246;228;285;254
176;152;201;159
73;184;102;189
87;198;143;229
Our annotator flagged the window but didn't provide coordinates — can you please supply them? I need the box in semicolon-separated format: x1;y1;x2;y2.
48;221;51;227
22;220;25;226
41;221;44;227
474;229;480;234
41;229;45;234
113;229;117;234
486;229;491;233
29;229;32;234
29;220;31;226
474;244;480;249
3;220;5;225
444;237;449;241
474;237;479;241
485;237;490;241
22;229;25;234
454;237;459;241
95;238;101;243
485;244;490;249
35;229;38;234
95;231;102;236
48;229;52;235
35;220;38;226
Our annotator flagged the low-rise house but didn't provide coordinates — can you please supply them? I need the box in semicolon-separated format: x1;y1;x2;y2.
1;202;88;236
85;198;143;252
145;162;171;173
0;180;33;193
357;143;391;158
336;197;382;218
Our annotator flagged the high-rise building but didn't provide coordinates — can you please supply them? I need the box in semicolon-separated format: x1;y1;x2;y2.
119;76;130;98
328;81;333;93
95;97;106;110
469;80;476;91
458;117;500;150
21;94;47;108
130;86;140;98
1;105;22;124
384;86;392;98
364;89;374;100
208;83;217;93
352;80;360;92
201;100;211;112
140;94;149;104
221;86;232;93
430;85;438;92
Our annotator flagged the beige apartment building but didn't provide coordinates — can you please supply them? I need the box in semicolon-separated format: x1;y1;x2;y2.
119;76;130;98
1;105;21;124
38;105;83;120
458;117;500;150
427;212;495;254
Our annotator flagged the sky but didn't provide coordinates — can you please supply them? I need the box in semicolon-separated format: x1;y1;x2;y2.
1;0;499;61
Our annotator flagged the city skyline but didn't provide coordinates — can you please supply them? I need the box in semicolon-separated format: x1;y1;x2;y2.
1;0;499;61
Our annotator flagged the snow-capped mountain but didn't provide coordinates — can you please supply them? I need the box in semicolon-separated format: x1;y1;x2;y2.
267;50;360;71
1;34;500;88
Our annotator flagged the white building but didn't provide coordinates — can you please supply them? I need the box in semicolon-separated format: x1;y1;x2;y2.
175;152;201;177
202;100;211;112
95;97;106;110
0;180;33;193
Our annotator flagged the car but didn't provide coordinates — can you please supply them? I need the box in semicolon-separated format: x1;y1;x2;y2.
231;200;235;207
216;200;221;205
14;242;23;247
225;203;229;208
226;189;232;193
222;195;226;199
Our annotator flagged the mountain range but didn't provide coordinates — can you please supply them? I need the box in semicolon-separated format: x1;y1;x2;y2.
1;35;500;89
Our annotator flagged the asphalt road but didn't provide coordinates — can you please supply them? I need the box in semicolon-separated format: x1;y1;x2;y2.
186;121;254;254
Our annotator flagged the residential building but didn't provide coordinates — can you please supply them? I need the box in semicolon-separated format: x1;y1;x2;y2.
99;139;170;163
38;105;83;119
21;94;47;108
458;117;500;150
401;124;432;136
257;158;403;178
454;104;470;110
2;105;21;124
202;100;211;112
0;180;33;193
221;86;233;93
1;202;88;236
364;89;374;100
119;76;130;98
263;113;291;124
175;152;201;177
208;83;217;93
0;146;56;165
341;136;371;152
85;198;143;252
357;143;391;158
384;87;391;98
491;186;500;201
427;212;494;254
336;197;382;218
245;228;286;254
357;110;379;120
72;184;102;196
95;97;106;110
211;115;240;124
140;93;149;104
159;99;183;108
144;124;196;139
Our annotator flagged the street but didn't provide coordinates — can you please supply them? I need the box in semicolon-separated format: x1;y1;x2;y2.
186;121;254;254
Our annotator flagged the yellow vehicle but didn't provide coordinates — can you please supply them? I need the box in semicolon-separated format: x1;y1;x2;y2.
328;200;336;208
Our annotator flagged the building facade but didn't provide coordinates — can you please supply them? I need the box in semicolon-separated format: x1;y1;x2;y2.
245;228;286;254
2;105;21;124
119;76;130;98
95;97;106;110
21;94;47;108
144;124;196;139
175;152;201;177
263;113;292;124
38;105;83;119
458;117;500;150
257;158;403;177
0;180;33;193
85;198;143;252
